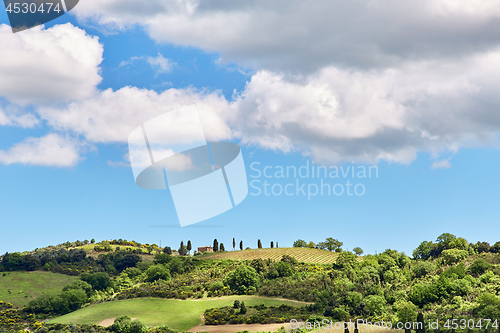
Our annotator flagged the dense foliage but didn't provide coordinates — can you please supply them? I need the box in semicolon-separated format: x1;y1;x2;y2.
2;233;500;333
204;302;314;325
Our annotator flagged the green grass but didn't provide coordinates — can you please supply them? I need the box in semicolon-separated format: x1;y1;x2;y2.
0;271;77;308
49;296;308;331
197;247;344;264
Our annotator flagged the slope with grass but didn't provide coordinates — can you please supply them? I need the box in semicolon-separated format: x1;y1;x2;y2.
197;247;342;264
49;296;309;332
0;271;77;307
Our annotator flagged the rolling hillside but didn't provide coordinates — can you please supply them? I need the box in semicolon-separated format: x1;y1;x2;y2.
0;271;78;307
197;247;343;264
49;296;309;332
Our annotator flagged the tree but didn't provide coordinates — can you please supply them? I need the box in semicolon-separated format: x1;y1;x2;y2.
163;246;172;255
213;239;219;252
220;243;225;251
364;295;387;316
276;242;278;248
258;239;262;249
239;301;247;314
413;241;434;260
233;238;236;251
145;264;171;282
476;241;491;253
412;261;435;278
239;240;243;251
353;247;363;255
270;241;274;248
307;241;316;248
223;265;260;294
293;239;307;248
187;240;192;254
178;245;187;256
436;233;457;250
80;272;113;291
325;237;343;252
91;239;95;244
441;249;468;265
63;280;93;297
490;241;500;253
111;316;147;333
416;313;425;333
233;300;241;308
469;258;491;276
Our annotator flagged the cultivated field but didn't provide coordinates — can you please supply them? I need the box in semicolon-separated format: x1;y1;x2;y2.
0;271;77;307
197;247;343;264
49;296;309;332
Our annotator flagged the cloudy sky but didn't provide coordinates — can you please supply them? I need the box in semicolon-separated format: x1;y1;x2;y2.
1;0;500;254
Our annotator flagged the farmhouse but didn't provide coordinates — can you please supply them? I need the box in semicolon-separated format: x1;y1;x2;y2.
197;246;213;253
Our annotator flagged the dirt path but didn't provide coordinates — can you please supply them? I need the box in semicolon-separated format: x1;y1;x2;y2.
98;318;136;327
188;323;290;333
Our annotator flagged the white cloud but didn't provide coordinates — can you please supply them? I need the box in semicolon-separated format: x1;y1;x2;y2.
0;134;83;167
147;53;172;73
72;0;500;73
120;53;173;74
0;107;39;128
35;44;500;165
0;23;103;105
229;46;500;164
37;86;234;144
431;158;452;169
3;2;500;168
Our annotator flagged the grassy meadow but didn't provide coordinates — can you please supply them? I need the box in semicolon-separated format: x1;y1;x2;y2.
49;296;309;331
0;271;77;307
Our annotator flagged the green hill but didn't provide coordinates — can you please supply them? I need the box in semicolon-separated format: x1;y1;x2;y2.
197;247;342;264
0;271;78;307
49;296;308;332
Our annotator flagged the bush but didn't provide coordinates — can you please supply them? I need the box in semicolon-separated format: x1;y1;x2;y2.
412;261;435;278
110;316;147;333
223;265;260;294
468;258;491;276
441;249;468;265
80;272;113;291
123;267;143;279
145;264;171;282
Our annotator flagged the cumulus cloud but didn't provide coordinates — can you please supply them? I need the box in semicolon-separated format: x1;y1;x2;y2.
3;1;500;168
34;44;500;165
37;86;234;144
229;45;500;164
0;133;84;167
0;23;103;105
72;0;500;73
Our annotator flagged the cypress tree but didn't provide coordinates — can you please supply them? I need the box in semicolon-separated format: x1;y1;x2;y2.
239;301;247;314
240;240;243;250
187;240;192;254
258;239;262;249
416;313;425;333
233;238;236;251
220;243;225;251
271;241;274;248
213;239;218;252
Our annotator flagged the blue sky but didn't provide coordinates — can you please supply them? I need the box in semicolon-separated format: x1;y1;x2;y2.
1;1;500;255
